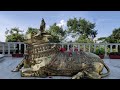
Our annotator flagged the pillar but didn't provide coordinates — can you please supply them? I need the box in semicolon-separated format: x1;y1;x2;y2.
2;44;5;55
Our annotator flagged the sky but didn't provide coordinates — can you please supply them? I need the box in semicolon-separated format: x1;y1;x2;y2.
0;11;120;42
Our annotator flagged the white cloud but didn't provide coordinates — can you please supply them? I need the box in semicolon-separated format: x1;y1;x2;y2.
57;20;66;28
46;25;50;30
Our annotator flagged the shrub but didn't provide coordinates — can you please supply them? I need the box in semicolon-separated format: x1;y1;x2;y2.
109;52;120;55
94;47;105;55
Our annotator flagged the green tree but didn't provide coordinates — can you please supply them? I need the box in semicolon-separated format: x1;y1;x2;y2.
26;27;39;35
97;37;108;43
76;35;94;43
110;28;120;42
24;27;39;40
47;23;66;43
98;28;120;52
67;17;97;43
5;27;24;42
98;28;120;43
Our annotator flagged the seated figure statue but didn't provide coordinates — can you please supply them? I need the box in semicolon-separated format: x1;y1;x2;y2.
33;18;46;39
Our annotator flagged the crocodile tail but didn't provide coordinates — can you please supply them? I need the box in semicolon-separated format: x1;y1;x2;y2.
100;62;110;78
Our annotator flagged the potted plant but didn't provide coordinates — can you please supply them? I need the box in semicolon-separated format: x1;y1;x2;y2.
18;50;23;57
109;52;120;59
12;50;23;57
94;48;105;59
12;48;17;57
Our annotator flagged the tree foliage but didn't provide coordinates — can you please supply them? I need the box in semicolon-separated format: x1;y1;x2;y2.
98;28;120;43
5;18;98;43
5;27;24;42
26;27;38;35
76;35;94;43
67;17;97;43
47;23;66;43
98;28;120;52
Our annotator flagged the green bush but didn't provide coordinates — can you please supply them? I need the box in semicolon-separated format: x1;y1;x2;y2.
94;47;105;55
109;52;120;55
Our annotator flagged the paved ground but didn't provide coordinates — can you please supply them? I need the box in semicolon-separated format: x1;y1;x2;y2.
0;56;120;79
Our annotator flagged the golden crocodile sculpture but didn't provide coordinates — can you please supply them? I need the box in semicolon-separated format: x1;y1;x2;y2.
12;18;110;79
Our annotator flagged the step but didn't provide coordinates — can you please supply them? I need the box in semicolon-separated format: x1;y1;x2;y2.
0;54;5;62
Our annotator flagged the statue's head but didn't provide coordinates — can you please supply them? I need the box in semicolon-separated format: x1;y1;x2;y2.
40;18;45;27
41;18;45;22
